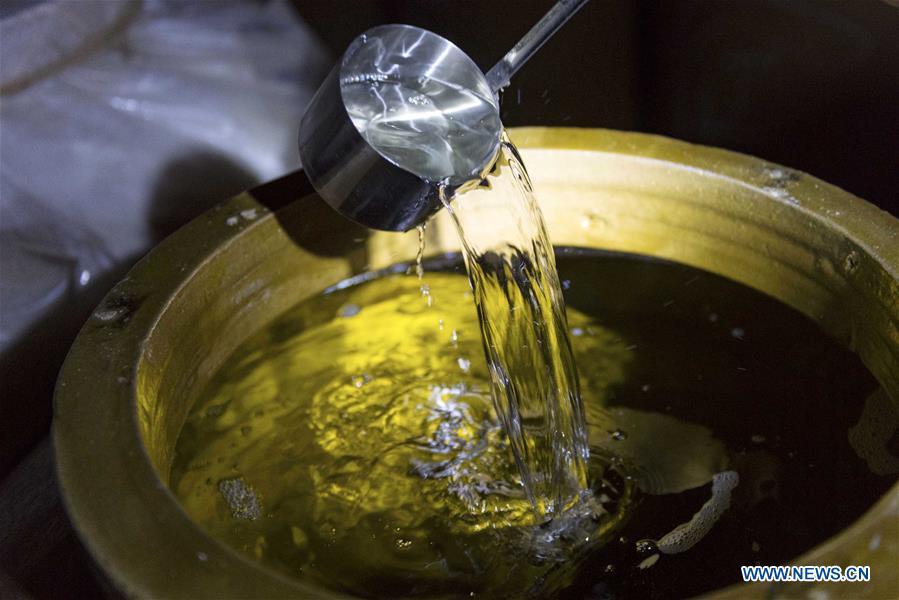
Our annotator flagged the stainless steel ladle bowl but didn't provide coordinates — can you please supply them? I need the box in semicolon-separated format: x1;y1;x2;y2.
298;0;590;231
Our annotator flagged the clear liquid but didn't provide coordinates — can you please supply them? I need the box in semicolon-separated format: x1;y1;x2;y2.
342;75;501;184
440;136;591;515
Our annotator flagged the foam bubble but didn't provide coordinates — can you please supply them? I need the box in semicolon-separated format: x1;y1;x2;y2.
218;477;261;520
656;470;739;554
848;388;899;475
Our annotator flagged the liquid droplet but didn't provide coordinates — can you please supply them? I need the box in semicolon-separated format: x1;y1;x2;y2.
610;429;628;441
338;304;361;318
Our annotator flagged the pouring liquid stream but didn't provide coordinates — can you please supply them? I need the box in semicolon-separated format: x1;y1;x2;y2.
436;133;592;516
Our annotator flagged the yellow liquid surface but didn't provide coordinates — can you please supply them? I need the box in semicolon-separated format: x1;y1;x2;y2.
172;271;633;597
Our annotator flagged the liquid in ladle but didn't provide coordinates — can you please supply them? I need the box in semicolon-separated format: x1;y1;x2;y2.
342;74;501;185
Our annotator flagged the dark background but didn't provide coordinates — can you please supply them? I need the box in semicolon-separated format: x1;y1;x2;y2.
297;0;899;215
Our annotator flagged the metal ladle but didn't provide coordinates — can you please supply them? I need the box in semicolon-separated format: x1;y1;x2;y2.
298;0;590;231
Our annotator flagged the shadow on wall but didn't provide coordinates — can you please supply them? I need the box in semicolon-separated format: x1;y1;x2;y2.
147;151;259;244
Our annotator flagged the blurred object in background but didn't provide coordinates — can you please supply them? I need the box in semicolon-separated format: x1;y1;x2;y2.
0;0;328;477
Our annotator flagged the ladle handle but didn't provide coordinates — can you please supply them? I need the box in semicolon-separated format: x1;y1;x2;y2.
485;0;590;92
